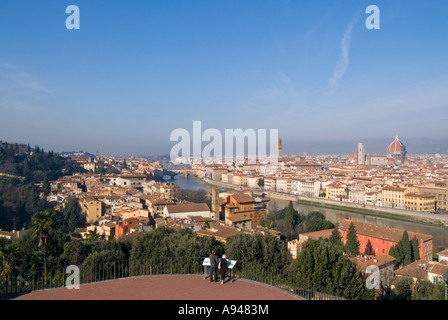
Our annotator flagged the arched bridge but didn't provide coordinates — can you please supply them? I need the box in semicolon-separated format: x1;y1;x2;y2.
162;168;198;179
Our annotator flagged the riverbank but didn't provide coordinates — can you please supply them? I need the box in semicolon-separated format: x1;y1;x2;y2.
268;192;448;228
199;177;448;228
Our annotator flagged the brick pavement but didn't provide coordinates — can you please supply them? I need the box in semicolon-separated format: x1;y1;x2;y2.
17;275;300;300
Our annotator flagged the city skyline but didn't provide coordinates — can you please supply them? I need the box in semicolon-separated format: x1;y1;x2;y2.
1;1;447;155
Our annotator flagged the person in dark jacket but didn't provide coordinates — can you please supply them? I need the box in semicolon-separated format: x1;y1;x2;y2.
209;250;218;282
218;254;227;284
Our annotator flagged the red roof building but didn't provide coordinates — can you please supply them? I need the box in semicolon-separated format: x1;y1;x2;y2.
338;219;433;261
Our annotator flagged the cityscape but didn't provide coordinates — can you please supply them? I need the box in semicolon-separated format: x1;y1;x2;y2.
1;0;448;308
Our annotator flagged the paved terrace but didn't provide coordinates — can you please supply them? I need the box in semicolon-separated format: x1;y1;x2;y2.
17;275;300;300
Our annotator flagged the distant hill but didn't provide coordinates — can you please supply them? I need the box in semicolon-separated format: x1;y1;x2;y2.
59;151;96;158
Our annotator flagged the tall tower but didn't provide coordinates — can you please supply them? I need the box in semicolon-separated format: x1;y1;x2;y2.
211;188;220;221
278;138;283;160
357;142;365;165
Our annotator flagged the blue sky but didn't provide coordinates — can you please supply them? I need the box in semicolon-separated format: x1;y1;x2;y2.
1;0;447;155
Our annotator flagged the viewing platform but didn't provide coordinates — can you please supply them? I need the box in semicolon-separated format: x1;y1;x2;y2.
17;275;300;300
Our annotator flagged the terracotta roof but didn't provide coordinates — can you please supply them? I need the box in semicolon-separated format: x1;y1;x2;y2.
427;262;448;276
394;260;430;279
231;194;255;204
196;223;241;241
382;186;407;192
166;203;210;214
404;192;434;198
387;135;405;154
338;219;432;244
300;229;334;241
349;255;396;271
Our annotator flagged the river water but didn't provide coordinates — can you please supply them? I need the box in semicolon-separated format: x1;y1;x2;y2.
169;175;448;251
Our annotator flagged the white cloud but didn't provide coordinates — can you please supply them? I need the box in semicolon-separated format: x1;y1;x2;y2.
329;21;355;89
0;61;52;112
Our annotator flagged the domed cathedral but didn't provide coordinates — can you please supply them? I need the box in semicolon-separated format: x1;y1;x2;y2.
387;135;407;165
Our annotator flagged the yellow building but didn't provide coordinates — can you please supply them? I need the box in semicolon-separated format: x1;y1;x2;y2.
417;184;447;211
232;173;248;186
80;197;103;224
325;183;346;200
288;239;300;260
404;192;435;213
382;186;418;210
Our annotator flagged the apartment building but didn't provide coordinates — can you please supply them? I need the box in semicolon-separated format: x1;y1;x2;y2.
404;192;435;213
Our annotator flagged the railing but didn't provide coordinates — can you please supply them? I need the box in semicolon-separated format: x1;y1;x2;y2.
0;257;344;300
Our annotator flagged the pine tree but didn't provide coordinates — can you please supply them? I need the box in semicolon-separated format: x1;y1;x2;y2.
344;222;360;257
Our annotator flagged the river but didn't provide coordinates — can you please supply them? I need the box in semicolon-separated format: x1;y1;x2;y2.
168;175;448;251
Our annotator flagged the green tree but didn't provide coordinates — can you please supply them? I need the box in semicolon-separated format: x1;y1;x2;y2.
389;231;416;266
344;222;360;257
31;209;58;284
257;178;264;188
85;228;101;242
364;239;374;256
328;228;343;250
303;211;334;233
411;236;420;261
293;239;373;300
42;174;51;195
284;201;299;228
0;243;19;280
61;198;85;234
225;232;290;272
391;277;413;300
401;231;412;265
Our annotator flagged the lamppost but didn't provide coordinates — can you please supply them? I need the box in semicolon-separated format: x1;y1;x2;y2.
443;271;448;301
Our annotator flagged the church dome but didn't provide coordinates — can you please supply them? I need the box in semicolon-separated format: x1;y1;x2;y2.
387;135;404;154
387;135;407;164
387;135;405;155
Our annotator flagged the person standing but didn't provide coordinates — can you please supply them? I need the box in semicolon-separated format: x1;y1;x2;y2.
209;250;218;282
218;254;227;284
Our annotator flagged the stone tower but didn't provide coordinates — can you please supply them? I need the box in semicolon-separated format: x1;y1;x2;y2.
278;138;283;160
211;188;220;221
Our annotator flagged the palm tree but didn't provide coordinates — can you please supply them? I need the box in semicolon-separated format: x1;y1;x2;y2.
31;209;58;284
0;243;19;280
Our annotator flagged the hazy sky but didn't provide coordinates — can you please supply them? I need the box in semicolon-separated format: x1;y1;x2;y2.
1;0;447;155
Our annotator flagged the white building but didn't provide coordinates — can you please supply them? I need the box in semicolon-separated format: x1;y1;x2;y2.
291;179;321;198
163;203;214;220
276;178;290;193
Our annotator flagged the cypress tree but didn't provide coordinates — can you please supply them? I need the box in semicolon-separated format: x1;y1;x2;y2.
329;228;343;249
411;235;420;261
401;231;412;265
344;222;360;257
284;201;298;228
364;239;373;256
